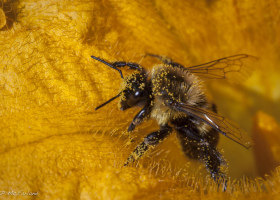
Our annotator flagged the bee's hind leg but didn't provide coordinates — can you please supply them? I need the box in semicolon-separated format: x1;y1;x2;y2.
144;53;185;69
177;127;227;190
124;125;172;166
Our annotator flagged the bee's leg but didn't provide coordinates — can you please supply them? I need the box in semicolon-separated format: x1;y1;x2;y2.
145;53;184;69
112;61;143;71
124;125;172;166
175;123;227;190
128;105;152;132
200;144;226;181
179;135;227;189
198;142;227;191
145;53;173;63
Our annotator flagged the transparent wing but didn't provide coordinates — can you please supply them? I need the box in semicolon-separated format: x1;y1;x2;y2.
174;102;253;149
187;54;257;81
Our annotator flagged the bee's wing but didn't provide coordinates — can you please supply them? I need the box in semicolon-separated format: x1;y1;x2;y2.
187;54;257;81
174;102;253;149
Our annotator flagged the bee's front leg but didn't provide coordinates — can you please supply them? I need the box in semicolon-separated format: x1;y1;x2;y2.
128;105;152;132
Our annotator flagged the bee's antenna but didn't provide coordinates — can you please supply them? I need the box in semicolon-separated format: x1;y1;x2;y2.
91;56;124;79
95;92;121;110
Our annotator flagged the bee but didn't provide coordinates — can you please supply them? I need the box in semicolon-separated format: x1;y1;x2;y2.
92;54;254;186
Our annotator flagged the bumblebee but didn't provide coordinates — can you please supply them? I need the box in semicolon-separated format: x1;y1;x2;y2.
92;54;253;185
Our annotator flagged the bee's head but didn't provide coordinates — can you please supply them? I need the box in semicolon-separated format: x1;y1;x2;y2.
118;72;149;110
92;56;149;111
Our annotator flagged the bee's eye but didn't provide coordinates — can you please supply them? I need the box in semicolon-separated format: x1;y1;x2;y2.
134;90;142;97
125;89;146;107
134;89;147;98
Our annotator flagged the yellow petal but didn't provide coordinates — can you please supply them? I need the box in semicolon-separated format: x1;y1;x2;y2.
0;0;280;199
253;111;280;177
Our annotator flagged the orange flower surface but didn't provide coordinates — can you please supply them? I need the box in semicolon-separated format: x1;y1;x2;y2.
0;0;280;199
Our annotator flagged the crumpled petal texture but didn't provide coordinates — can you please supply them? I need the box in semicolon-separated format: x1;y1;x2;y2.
0;0;280;199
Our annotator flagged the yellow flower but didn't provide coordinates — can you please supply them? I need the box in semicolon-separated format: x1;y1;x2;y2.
0;0;280;199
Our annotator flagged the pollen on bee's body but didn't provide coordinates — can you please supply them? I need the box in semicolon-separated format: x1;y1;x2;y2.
93;54;253;188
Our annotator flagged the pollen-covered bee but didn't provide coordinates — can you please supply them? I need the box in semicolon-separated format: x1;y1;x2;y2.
92;54;254;186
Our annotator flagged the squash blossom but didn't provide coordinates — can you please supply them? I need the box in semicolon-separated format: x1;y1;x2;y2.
0;0;280;199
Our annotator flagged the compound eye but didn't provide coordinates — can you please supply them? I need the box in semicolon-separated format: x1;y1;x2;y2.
127;89;146;107
134;90;142;97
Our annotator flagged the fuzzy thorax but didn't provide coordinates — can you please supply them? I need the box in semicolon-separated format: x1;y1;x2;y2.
150;65;207;125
